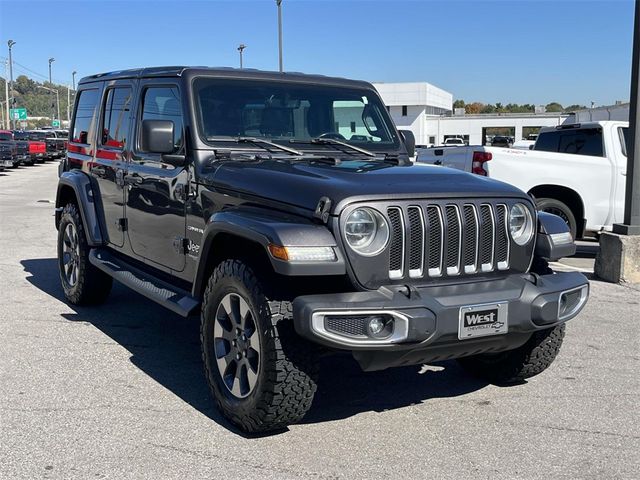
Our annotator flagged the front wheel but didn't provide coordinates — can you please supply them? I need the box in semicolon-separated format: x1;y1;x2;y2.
201;259;318;433
457;324;565;384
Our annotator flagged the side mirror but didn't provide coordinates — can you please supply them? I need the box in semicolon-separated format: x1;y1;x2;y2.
529;144;535;150
142;119;175;154
399;130;415;157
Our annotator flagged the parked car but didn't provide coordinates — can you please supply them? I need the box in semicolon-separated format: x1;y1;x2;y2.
0;130;25;167
27;130;60;160
416;121;629;238
13;131;47;164
511;139;535;150
491;136;512;148
443;137;465;146
56;66;588;433
0;139;16;170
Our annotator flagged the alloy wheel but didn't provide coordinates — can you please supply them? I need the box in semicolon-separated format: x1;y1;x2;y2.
213;293;261;398
61;223;80;287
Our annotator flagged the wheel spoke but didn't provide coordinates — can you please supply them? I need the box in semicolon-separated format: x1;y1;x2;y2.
239;298;250;329
230;294;241;325
230;368;243;397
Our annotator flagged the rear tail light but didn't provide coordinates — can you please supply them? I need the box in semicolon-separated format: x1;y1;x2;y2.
471;151;492;176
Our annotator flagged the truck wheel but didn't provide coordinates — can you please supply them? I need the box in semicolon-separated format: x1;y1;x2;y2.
201;259;318;433
535;198;577;239
457;324;565;384
57;203;112;305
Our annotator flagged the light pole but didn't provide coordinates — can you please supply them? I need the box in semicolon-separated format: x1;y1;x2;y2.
238;44;246;69
4;61;9;128
7;40;15;129
72;70;77;91
48;58;55;125
38;85;60;127
276;0;283;72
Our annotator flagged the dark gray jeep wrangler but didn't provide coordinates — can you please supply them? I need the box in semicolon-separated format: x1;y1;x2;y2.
56;67;589;432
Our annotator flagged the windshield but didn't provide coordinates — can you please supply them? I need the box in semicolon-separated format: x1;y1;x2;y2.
29;132;47;141
0;133;12;141
13;131;28;140
193;78;399;152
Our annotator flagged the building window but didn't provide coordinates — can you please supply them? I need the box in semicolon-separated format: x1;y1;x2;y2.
429;136;436;145
402;105;407;116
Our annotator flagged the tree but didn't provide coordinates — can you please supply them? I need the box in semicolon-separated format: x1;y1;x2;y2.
453;99;465;109
545;102;564;112
465;102;485;114
564;104;587;112
481;104;496;114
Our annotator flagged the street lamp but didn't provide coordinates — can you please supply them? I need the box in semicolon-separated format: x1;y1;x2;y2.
276;0;283;72
38;85;60;127
7;40;15;128
72;70;77;91
48;58;56;126
237;44;246;69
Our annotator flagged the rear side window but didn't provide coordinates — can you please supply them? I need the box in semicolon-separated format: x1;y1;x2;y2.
535;128;604;157
100;87;132;149
72;89;100;145
139;86;184;153
619;127;630;157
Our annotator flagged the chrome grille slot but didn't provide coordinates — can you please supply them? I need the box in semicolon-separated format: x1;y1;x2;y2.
494;204;510;270
387;207;404;279
462;204;479;274
407;207;424;278
384;201;512;280
444;205;462;275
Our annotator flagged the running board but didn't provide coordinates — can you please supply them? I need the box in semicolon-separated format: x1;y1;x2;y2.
89;249;200;317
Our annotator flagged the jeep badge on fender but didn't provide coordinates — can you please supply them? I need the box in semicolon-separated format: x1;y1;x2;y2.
55;66;589;433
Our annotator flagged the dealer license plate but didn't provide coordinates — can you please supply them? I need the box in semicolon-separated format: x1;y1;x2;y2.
458;302;508;340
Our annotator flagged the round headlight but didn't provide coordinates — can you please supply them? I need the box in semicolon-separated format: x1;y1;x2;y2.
344;208;389;256
509;203;534;246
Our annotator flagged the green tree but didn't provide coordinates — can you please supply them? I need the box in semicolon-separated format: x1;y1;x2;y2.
545;102;564;112
453;99;465;109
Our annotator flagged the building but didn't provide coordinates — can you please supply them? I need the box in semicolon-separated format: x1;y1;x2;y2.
373;82;453;145
374;82;568;146
567;102;629;123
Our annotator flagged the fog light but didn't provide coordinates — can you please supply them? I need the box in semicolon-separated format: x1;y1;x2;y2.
366;315;394;339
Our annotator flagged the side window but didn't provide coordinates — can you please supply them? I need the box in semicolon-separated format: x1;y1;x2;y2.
139;86;184;153
619;127;630;157
535;128;604;157
71;89;100;145
101;87;132;149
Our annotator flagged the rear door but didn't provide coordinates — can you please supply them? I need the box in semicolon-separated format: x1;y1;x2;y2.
125;80;187;272
91;80;135;248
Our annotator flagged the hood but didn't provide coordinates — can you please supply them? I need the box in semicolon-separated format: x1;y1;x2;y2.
205;159;529;215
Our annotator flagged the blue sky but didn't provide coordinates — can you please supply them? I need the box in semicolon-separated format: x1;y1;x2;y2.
0;0;635;106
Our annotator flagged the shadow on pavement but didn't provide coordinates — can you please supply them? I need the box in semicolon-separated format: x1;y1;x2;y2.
21;257;490;435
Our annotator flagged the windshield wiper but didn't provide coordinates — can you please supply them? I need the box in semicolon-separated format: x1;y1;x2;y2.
290;137;376;157
236;136;303;156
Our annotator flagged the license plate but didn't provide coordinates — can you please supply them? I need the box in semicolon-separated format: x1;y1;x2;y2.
1;160;13;167
458;302;508;340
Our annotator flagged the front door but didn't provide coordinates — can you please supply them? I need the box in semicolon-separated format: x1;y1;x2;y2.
91;80;135;248
125;81;187;272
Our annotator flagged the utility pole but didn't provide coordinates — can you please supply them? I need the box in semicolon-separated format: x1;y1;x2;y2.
7;40;15;129
48;57;55;125
72;71;77;91
613;0;640;235
238;44;246;69
67;85;71;126
4;61;9;128
276;0;283;72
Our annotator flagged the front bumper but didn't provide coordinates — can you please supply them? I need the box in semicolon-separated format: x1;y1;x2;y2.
293;272;589;371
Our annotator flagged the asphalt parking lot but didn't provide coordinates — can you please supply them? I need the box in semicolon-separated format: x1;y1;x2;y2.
1;162;639;479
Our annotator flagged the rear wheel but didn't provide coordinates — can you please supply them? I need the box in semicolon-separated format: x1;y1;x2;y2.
535;197;577;239
201;259;318;433
458;324;565;384
57;203;112;305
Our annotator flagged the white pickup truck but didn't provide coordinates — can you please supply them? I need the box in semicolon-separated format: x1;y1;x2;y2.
417;121;630;239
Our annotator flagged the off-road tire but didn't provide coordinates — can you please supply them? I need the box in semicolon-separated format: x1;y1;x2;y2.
458;324;565;384
201;259;318;433
57;203;112;305
535;197;577;240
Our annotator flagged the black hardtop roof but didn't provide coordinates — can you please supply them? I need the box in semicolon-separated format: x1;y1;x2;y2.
78;66;374;89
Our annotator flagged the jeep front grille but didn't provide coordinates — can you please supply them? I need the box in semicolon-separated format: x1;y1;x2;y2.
386;202;510;280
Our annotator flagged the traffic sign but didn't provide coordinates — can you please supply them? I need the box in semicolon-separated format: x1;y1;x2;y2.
9;108;27;121
52;120;60;127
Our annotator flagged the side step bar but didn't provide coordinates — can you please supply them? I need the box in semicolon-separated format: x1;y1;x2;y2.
89;249;200;317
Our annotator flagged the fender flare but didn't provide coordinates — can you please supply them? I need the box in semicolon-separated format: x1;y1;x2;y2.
192;207;346;297
55;170;104;246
